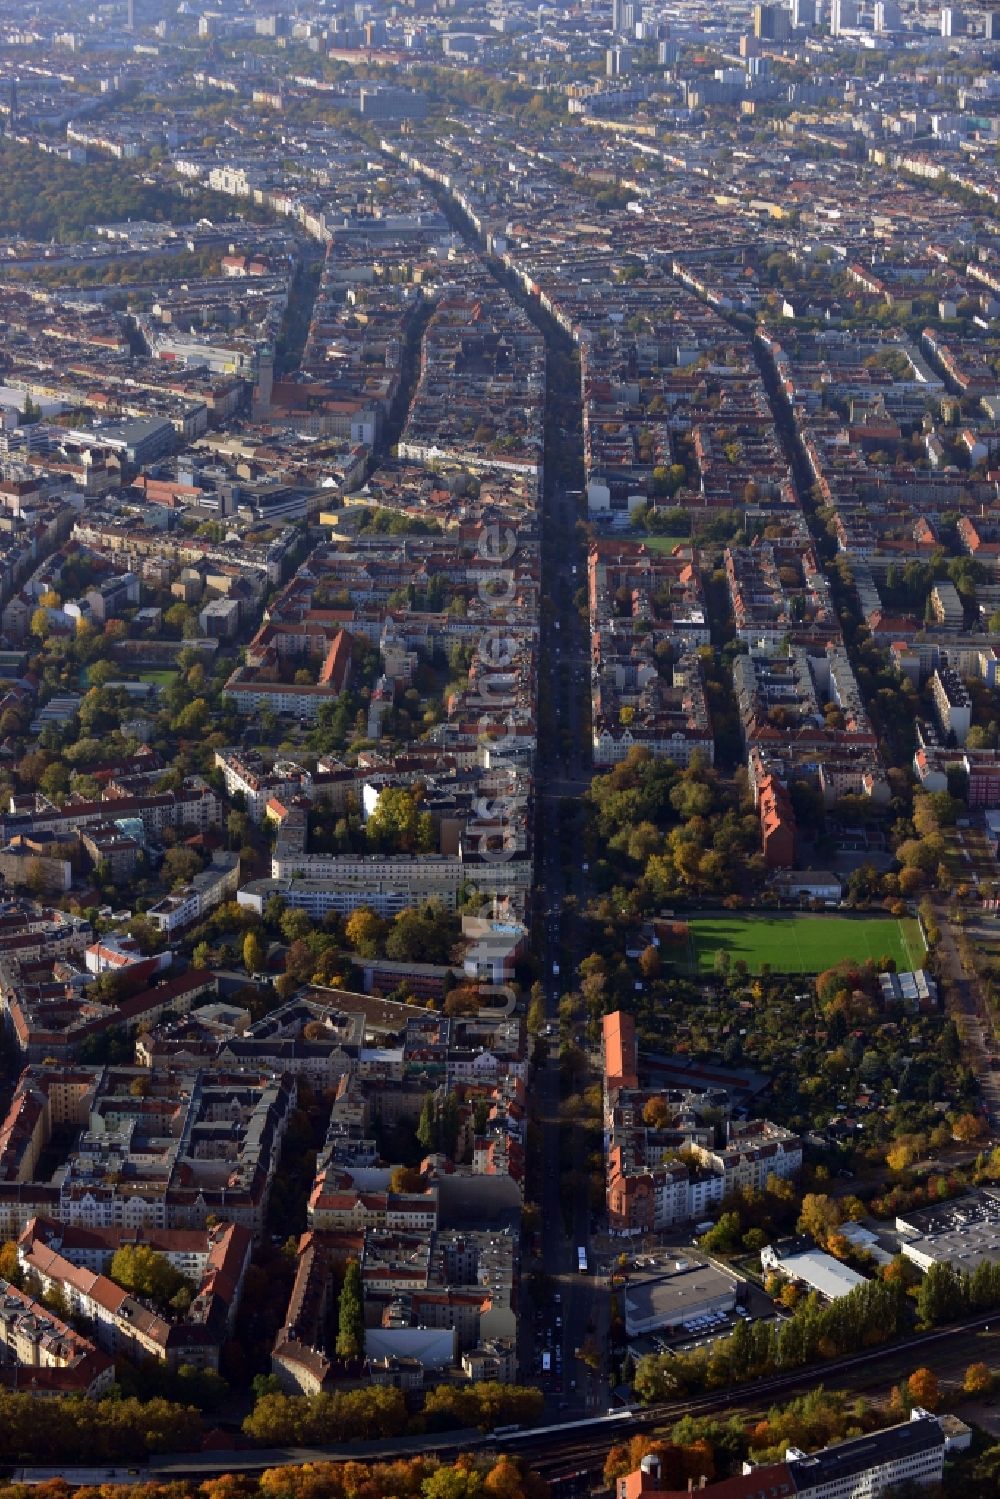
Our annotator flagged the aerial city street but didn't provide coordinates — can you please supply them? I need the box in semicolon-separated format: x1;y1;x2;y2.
1;0;1000;1494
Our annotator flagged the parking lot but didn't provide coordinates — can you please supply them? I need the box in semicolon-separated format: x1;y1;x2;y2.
606;1244;787;1360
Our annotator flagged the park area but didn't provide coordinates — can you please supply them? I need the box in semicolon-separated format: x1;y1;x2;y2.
685;913;926;976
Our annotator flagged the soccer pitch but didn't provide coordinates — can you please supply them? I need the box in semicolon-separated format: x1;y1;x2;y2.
686;914;926;976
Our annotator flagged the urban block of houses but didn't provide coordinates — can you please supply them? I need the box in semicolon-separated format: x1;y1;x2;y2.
601;1012;801;1235
16;1215;252;1372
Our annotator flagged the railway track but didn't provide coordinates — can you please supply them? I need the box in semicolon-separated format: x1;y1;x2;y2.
8;1311;996;1488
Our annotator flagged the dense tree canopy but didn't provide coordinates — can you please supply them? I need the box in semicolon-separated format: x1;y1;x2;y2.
0;142;257;242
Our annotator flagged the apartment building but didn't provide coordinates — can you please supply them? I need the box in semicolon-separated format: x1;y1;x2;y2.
213;748;313;823
618;1410;954;1499
929;665;972;745
146;851;240;937
0;1277;114;1396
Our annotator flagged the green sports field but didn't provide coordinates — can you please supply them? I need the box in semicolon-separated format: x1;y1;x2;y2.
639;535;689;555
686;914;926;976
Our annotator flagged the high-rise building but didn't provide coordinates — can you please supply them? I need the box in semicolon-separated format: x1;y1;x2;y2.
792;0;816;26
607;45;631;77
126;0;134;31
754;2;791;40
829;0;857;34
874;0;901;31
940;6;964;34
987;11;1000;39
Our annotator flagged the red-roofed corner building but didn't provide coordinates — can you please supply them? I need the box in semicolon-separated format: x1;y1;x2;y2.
618;1454;794;1499
602;1011;639;1091
319;630;353;690
758;773;796;869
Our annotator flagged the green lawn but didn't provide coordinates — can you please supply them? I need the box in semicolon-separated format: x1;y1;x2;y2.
137;669;178;686
639;534;689;554
686;914;926;976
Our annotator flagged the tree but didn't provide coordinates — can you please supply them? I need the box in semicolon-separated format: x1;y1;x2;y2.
422;1467;482;1499
915;1261;966;1327
87;660;116;690
264;894;288;929
906;1367;940;1410
29;607;52;640
0;1240;22;1287
443;986;481;1017
173;698;209;735
526;985;546;1036
126;914;166;955
109;1244;190;1310
483;1455;527;1499
417;1093;437;1153
280;907;314;944
336;1260;365;1359
251;1373;283;1403
162;846;203;888
633;1353;687;1402
39;762;69;802
345;906;384;958
964;1361;993;1396
164;602;195;635
170;1284;194;1315
193;941;213;971
796;1194;844;1249
227;810;249;850
642;1096;671;1128
415;1091;460;1158
284;939;315;985
390;1165;424;1193
366;786;434;854
638;945;661;980
973;1445;1000;1488
953;1113;986;1144
698;1212;742;1254
243;931;266;977
274;973;298;1002
886;1140;917;1173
